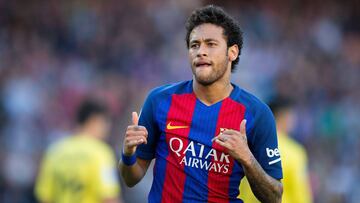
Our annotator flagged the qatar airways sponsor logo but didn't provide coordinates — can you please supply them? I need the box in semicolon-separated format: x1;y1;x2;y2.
169;137;231;174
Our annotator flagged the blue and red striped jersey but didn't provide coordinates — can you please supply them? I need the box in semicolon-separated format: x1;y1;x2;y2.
136;80;282;203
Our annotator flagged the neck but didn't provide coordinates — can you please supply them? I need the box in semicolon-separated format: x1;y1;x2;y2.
76;127;98;139
193;77;233;106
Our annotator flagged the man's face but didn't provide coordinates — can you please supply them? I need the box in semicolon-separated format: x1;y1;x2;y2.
88;114;111;140
277;108;296;134
188;23;230;86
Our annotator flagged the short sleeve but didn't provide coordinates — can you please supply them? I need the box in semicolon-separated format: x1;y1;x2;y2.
248;104;283;180
136;91;160;160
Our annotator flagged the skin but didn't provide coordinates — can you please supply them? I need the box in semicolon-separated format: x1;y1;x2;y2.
119;112;151;187
79;114;111;140
119;23;283;202
276;108;295;134
189;23;238;105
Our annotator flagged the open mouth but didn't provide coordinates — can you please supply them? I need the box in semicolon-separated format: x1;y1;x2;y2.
195;61;212;68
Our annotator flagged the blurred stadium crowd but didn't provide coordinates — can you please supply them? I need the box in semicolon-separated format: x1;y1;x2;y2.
0;0;359;203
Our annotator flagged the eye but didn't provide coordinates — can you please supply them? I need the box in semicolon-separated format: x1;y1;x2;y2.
190;43;199;49
208;42;217;47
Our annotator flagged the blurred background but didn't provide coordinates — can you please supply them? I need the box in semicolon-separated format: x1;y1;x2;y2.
0;0;359;203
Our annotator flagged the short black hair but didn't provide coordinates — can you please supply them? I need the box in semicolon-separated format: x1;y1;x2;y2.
76;99;108;125
185;5;243;72
268;97;294;117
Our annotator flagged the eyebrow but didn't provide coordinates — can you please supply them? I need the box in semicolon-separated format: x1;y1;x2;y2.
190;38;219;44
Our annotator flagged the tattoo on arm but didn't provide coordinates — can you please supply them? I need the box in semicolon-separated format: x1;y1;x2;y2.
243;156;283;203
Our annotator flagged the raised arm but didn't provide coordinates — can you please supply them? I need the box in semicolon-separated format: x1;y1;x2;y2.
119;112;151;187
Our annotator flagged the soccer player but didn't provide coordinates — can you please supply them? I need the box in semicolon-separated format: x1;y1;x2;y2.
239;98;313;203
119;5;283;203
35;100;122;203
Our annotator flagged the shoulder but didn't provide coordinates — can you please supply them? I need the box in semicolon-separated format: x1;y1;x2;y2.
147;80;192;99
79;139;116;166
46;136;72;155
87;139;114;159
230;85;276;141
231;86;273;123
237;88;269;114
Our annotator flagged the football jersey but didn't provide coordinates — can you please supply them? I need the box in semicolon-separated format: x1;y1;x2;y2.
35;135;120;203
136;80;282;203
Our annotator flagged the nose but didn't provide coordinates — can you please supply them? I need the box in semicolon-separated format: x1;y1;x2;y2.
196;44;208;57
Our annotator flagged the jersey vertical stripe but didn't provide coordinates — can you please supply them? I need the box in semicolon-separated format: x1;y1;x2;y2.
148;95;173;203
207;98;245;203
227;99;247;200
183;99;222;201
228;161;244;200
161;94;196;203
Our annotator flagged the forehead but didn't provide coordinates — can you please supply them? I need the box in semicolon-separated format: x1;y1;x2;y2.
189;23;226;42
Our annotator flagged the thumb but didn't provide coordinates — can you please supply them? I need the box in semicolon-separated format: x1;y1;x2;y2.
132;111;139;125
240;119;247;135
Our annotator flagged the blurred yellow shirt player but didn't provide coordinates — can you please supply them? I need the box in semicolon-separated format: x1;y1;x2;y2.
239;98;313;203
35;100;121;203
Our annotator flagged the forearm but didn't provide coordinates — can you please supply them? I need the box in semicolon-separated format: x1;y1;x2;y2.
118;159;148;187
241;155;283;203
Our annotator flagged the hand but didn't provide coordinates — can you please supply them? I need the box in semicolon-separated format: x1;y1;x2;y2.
214;119;252;163
123;112;148;156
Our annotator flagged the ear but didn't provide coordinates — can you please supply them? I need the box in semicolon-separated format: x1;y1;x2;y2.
228;44;239;62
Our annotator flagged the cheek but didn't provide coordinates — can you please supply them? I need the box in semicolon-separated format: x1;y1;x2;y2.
188;50;196;61
212;49;228;62
214;46;228;56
